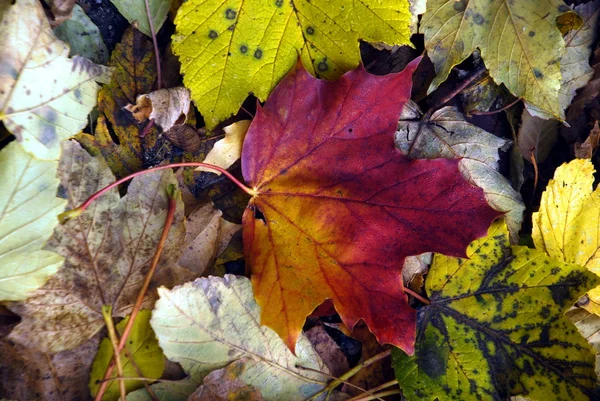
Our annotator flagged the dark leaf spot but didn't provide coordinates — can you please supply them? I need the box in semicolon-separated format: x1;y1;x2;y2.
529;31;535;37
317;60;328;72
209;30;218;39
306;26;315;35
254;48;263;59
473;13;484;25
240;45;248;54
225;8;236;19
275;0;283;7
453;0;466;12
533;68;544;79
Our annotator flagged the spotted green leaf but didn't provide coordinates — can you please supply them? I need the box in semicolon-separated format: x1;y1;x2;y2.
393;220;598;401
421;0;569;121
0;0;111;160
173;0;412;128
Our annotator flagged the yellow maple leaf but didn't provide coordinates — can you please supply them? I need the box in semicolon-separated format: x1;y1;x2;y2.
532;158;600;313
173;0;412;129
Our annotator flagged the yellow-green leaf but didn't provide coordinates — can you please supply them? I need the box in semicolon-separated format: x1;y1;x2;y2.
90;310;165;401
173;0;412;128
110;0;170;38
422;0;568;121
150;275;329;401
532;158;600;315
0;142;66;301
393;220;598;401
0;0;111;160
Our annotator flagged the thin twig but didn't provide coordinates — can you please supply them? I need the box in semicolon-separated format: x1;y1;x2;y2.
348;389;401;401
469;97;521;116
101;305;127;401
530;147;539;195
94;187;178;401
144;0;162;89
122;347;160;401
434;67;486;110
296;365;385;401
358;380;398;395
304;350;392;401
404;287;430;305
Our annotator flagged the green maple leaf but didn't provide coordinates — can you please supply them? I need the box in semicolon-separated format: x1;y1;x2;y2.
173;0;412;128
393;220;598;401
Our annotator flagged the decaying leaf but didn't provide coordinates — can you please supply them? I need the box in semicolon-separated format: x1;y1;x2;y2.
110;0;170;38
517;111;559;164
0;142;66;301
242;59;499;354
127;378;199;401
532;158;600;316
0;0;111;160
53;4;110;65
196;120;250;174
151;275;330;400
178;202;240;276
305;324;349;378
188;360;266;401
76;27;160;179
393;220;599;401
422;0;567;120
125;87;191;132
7;141;185;353
396;102;525;241
89;310;165;401
173;0;412;128
575;121;600;158
45;0;76;26
0;334;100;401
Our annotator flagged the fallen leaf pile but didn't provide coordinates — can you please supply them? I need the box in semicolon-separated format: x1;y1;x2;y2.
2;0;600;400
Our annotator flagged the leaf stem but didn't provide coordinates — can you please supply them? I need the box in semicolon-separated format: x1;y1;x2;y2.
304;349;391;401
101;305;127;401
403;287;430;305
59;162;255;223
144;0;162;89
94;187;178;401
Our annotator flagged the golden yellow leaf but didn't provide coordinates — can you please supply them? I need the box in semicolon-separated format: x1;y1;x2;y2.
532;158;600;314
173;0;412;128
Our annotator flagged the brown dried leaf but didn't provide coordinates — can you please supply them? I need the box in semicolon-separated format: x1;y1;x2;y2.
125;87;192;131
6;141;185;353
188;359;266;401
196;120;250;174
46;0;76;27
305;324;349;378
164;125;201;153
575;121;600;158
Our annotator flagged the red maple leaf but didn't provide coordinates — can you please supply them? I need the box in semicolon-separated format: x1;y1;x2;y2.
241;58;500;354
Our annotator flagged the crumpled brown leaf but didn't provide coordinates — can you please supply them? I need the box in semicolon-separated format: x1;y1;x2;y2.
125;87;192;132
575;121;600;159
6;141;186;353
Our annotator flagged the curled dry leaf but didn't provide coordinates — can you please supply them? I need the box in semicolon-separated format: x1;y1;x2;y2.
125;87;192;132
196;120;250;174
7;141;186;353
0;142;66;301
178;202;241;276
574;121;600;159
396;101;525;241
0;0;111;160
150;275;331;401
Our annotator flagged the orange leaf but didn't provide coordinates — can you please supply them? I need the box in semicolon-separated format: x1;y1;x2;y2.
241;58;501;355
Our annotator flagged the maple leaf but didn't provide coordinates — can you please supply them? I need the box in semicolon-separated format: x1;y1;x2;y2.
6;141;186;353
421;0;569;121
173;0;412;128
393;220;599;401
241;58;500;354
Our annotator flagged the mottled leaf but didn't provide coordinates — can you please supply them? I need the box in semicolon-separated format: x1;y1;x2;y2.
422;0;568;120
242;59;499;354
396;102;524;241
90;310;164;401
7;141;185;353
151;275;330;401
173;0;412;128
393;220;599;401
111;0;170;38
53;4;110;64
0;0;111;160
76;27;159;179
0;142;66;301
567;307;600;378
